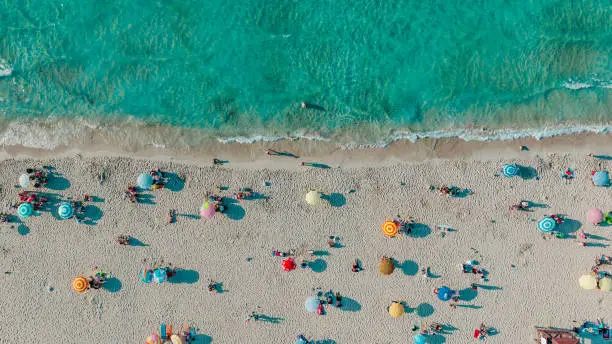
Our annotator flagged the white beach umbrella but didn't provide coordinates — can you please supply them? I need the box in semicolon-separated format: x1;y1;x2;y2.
19;174;30;188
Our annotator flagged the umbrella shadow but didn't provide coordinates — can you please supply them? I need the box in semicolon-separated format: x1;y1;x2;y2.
527;201;548;209
129;237;149;247
311;250;329;256
440;323;458;335
586;242;609;248
82;205;103;226
163;172;185;192
458;288;478;302
474;284;503;291
169;269;200;284
248;192;269;201
137;194;156;205
302;162;331;169
224;202;245;221
45;172;71;191
593;155;612;160
518;165;538;180
192;334;213;344
103;277;122;293
340;297;361;312
321;193;346;207
558;218;582;234
399;260;419;276
455;304;482;309
416;302;435;317
309;259;327;273
17;223;30;236
410;223;431;238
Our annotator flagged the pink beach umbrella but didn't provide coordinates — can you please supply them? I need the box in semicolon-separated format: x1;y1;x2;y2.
200;201;216;218
587;208;603;225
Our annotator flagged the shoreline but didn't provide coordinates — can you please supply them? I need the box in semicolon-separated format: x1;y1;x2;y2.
2;132;612;169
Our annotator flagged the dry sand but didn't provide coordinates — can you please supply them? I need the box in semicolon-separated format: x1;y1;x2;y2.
0;138;611;343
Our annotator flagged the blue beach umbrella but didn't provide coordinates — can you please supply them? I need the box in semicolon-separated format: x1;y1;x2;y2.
592;171;610;187
538;216;557;233
153;268;168;283
437;286;453;301
414;334;427;344
137;172;153;190
57;202;74;220
304;296;319;313
140;269;153;283
501;163;519;178
17;203;33;219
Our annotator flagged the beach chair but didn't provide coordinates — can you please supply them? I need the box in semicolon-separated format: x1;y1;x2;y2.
160;324;167;340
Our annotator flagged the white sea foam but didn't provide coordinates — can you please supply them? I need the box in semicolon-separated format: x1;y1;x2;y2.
562;78;612;90
0;59;12;77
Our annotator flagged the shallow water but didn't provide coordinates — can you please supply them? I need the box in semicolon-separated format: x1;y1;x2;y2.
0;0;611;148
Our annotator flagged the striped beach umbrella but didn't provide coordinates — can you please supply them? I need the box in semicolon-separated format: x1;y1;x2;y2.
501;163;519;178
19;174;30;188
304;296;319;313
140;269;153;283
382;220;399;237
137;172;154;190
17;203;33;219
153;268;168;283
592;171;610;187
537;217;556;233
72;276;89;293
57;202;74;220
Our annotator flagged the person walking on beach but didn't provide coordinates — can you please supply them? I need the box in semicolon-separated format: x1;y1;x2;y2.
352;259;362;272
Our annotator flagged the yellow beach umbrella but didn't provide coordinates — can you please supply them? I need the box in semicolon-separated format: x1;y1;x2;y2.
305;190;322;205
379;257;395;275
579;274;598;290
382;220;399;237
388;301;405;318
599;277;612;292
170;334;183;344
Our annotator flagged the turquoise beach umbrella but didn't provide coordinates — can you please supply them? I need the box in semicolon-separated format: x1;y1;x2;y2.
414;334;427;344
153;268;168;283
57;202;74;220
501;163;519;178
592;171;610;187
304;296;319;313
17;203;33;219
137;172;153;190
537;216;556;233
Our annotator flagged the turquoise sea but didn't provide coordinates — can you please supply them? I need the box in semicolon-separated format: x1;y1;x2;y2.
1;0;612;148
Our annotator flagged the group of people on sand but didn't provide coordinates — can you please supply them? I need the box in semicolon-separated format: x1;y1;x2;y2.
509;200;531;212
87;268;109;290
431;184;471;197
591;255;612;278
461;261;487;280
25;168;49;188
123;185;141;203
13;190;48;211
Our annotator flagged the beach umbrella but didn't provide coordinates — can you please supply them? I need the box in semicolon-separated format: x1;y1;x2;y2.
19;174;30;188
388;302;405;318
57;202;74;220
379;257;395;275
296;339;307;344
382;220;399;237
140;269;153;284
137;172;154;190
599;277;612;292
72;276;89;293
537;217;556;233
282;257;296;272
304;296;319;313
414;334;427;344
305;190;322;205
587;208;604;225
17;202;33;219
592;171;610;187
579;274;598;290
199;201;216;218
170;335;183;344
153;268;168;283
146;334;161;344
437;286;454;301
502;163;519;178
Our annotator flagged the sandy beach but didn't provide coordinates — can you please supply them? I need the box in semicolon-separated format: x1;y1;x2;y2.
0;135;611;343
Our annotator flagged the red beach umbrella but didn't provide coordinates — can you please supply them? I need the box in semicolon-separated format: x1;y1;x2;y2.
282;257;296;272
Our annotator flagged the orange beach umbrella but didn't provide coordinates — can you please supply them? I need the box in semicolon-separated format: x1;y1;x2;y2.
72;276;89;293
382;220;399;237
